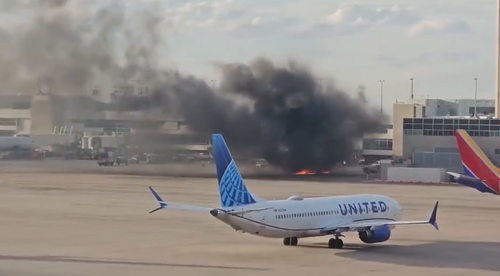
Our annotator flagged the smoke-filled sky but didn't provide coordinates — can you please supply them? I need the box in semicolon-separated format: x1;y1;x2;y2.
0;0;387;172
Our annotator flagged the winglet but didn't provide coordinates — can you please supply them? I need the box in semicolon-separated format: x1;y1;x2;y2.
428;201;439;230
149;186;167;214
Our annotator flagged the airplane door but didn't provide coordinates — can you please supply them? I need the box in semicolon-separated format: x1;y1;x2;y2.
259;213;267;230
261;213;267;222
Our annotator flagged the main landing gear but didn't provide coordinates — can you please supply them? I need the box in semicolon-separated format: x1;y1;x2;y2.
283;236;343;248
328;236;344;249
283;237;298;246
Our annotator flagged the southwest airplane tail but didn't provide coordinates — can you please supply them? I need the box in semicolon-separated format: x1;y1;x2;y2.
448;129;500;195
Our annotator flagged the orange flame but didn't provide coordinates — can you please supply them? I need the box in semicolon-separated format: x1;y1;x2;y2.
293;169;330;175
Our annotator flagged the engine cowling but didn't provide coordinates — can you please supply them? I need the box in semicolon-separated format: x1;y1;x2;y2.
358;225;391;244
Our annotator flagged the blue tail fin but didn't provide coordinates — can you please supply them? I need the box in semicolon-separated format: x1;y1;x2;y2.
212;134;262;207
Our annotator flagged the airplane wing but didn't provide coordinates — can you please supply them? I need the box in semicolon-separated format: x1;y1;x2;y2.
148;186;213;214
320;201;439;235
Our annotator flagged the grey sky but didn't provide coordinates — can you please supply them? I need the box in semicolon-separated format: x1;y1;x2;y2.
0;0;495;116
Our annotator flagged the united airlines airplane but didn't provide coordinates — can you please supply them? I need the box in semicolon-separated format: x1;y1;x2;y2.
148;134;439;249
447;129;500;195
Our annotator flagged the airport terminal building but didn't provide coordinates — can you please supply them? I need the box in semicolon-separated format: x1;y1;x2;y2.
0;92;210;154
387;98;500;172
402;117;500;171
2;91;500;169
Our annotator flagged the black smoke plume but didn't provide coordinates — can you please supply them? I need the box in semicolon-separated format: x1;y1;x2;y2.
0;0;387;172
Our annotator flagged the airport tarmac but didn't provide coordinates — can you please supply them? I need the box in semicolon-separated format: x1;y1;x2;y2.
0;172;499;276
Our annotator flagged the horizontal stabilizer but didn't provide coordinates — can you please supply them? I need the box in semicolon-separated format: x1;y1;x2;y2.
446;172;461;178
447;172;482;182
148;186;212;214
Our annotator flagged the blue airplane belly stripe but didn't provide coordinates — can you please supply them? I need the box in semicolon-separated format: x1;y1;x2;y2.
239;216;322;231
459;164;500;195
352;218;396;223
236;216;397;232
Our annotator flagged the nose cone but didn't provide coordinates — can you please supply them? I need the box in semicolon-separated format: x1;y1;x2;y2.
210;209;219;217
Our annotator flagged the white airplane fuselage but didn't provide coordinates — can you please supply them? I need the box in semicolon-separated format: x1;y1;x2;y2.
212;194;402;238
148;133;438;249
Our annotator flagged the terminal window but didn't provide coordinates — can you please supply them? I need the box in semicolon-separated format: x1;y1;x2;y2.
0;118;17;126
468;107;494;115
403;118;500;137
362;138;392;150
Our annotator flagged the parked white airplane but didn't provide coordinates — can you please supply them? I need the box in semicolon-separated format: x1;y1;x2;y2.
148;134;439;249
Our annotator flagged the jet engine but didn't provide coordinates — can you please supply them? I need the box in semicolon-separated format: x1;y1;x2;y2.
358;225;391;244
